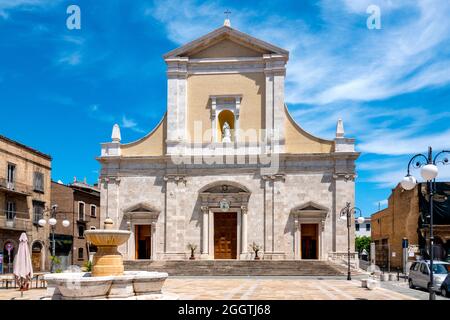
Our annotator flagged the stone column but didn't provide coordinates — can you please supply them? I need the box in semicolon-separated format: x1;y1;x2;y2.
234;97;241;143
201;206;209;259
241;206;248;258
165;57;188;154
211;97;217;142
294;218;300;260
151;221;157;260
262;176;273;253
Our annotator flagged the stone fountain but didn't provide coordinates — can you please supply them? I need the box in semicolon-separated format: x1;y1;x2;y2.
43;218;175;300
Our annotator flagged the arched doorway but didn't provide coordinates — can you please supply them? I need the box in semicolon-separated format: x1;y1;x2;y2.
199;181;250;260
31;241;43;271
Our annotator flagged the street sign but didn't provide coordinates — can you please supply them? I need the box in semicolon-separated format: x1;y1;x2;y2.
5;243;13;253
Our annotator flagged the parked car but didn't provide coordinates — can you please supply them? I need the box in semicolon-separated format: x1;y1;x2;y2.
408;260;450;294
440;274;450;297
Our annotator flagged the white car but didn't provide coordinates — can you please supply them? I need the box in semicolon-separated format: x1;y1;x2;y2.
408;260;450;293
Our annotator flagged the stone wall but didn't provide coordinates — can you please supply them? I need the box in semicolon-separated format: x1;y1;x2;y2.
371;184;420;269
99;154;355;261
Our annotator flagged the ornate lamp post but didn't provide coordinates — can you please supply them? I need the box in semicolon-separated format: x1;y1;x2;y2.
400;146;449;300
340;202;364;281
38;204;70;272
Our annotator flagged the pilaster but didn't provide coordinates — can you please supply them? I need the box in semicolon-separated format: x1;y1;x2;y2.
166;57;188;147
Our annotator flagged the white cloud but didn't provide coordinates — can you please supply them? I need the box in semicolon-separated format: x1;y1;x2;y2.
0;0;60;19
57;51;81;66
121;116;145;133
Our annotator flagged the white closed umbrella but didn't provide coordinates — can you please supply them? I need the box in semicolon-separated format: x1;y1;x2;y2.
13;233;33;297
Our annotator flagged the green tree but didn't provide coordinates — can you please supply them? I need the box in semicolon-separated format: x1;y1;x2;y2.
355;236;371;254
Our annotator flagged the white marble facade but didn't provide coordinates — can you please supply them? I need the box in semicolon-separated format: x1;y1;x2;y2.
97;22;359;261
99;153;357;261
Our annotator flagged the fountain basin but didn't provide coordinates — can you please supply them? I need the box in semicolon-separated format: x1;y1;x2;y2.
44;271;171;300
84;229;131;277
84;230;131;246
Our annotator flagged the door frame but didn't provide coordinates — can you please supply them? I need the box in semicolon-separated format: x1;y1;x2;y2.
135;224;152;260
209;208;241;260
294;221;323;260
300;224;319;260
129;221;156;260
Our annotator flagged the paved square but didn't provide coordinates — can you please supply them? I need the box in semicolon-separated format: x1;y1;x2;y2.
163;277;416;300
0;277;418;300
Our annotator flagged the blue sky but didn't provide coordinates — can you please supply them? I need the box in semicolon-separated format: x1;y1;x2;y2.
1;0;449;217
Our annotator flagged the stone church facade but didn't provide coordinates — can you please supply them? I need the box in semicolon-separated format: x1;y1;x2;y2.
98;21;359;262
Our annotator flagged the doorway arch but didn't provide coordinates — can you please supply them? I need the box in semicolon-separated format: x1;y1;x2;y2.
31;241;45;271
199;181;251;260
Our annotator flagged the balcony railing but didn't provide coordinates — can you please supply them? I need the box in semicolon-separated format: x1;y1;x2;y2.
0;215;32;231
0;178;32;195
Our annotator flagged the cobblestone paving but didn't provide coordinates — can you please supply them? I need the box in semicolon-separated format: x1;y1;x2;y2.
0;277;431;300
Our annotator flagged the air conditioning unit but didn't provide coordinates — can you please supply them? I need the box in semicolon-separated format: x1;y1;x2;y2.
6;182;15;190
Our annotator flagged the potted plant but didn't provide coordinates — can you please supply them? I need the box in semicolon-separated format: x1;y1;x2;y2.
249;242;262;260
187;243;197;260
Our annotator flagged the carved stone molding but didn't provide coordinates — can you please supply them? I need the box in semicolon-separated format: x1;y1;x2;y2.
261;173;286;182
101;176;121;185
164;174;187;185
332;173;357;182
200;206;209;213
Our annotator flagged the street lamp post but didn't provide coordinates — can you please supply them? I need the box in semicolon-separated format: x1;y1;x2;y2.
38;205;70;273
400;146;449;301
340;202;364;281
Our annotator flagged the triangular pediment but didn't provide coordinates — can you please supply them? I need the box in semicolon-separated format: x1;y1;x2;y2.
163;26;289;59
190;38;266;58
124;202;160;213
293;201;329;212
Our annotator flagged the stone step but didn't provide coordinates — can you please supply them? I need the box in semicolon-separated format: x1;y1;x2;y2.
124;260;348;276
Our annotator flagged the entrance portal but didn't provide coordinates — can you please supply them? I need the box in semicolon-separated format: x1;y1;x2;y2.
301;224;318;259
135;225;151;259
31;242;43;271
214;212;237;259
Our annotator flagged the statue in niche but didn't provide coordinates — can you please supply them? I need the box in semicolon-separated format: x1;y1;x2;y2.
222;121;231;143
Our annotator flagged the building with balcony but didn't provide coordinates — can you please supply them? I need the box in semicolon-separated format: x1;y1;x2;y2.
0;134;51;273
51;178;100;268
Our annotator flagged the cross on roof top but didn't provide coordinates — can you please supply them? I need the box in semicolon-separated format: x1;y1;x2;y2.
223;10;231;27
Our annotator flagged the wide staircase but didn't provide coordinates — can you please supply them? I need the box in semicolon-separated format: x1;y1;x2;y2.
124;260;349;276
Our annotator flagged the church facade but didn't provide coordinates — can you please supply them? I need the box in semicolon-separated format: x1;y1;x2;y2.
98;21;359;262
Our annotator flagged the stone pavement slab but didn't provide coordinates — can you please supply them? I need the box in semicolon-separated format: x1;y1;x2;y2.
0;277;419;300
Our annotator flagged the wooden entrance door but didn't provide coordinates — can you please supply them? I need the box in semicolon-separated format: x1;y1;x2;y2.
214;212;237;259
301;224;318;259
31;242;42;271
135;225;151;259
